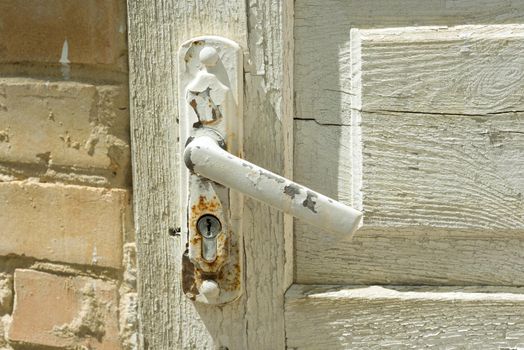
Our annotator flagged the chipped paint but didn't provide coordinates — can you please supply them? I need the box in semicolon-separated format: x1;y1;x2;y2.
303;191;318;213
188;87;223;127
184;135;363;239
284;184;301;199
178;37;244;305
259;169;286;184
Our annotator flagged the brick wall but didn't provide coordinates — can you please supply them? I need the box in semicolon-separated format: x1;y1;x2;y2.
0;1;137;349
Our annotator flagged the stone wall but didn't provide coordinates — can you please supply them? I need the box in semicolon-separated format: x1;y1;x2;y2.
0;1;137;349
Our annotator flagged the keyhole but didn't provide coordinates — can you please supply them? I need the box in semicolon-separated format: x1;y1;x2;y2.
197;214;221;239
206;218;212;236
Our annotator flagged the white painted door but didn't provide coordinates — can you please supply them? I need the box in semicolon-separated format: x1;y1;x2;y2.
128;0;524;349
288;1;524;348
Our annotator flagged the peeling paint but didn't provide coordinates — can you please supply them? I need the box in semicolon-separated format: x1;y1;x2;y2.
241;162;253;169
303;191;318;213
184;136;362;238
259;169;286;184
283;184;301;199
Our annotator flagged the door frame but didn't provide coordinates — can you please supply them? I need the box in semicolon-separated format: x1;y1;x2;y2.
127;1;294;348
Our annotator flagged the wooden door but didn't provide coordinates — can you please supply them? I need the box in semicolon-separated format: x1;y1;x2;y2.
288;1;524;348
128;0;524;349
127;1;293;349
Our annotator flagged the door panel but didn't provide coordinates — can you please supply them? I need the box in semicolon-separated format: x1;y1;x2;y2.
295;222;524;285
286;285;524;349
294;0;524;286
294;0;524;125
355;25;524;229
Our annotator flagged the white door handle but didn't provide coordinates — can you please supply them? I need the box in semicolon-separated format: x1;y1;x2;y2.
184;135;362;237
178;36;361;305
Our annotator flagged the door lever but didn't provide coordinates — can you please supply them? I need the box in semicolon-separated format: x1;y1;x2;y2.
184;135;362;237
178;36;361;305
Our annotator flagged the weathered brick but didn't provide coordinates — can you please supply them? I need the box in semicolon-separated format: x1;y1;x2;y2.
0;274;13;315
8;269;120;349
0;315;13;350
0;0;127;70
0;181;128;268
119;292;138;350
0;78;130;187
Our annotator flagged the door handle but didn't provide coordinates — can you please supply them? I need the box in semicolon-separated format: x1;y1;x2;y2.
184;135;362;237
178;36;362;305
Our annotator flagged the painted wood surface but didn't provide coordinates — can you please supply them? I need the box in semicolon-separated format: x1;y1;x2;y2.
128;0;524;347
352;25;524;229
294;0;524;286
354;25;524;115
127;0;293;348
294;0;524;125
295;220;524;285
286;284;524;349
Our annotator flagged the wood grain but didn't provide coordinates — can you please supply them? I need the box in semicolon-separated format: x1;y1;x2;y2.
294;120;352;203
355;25;524;115
359;111;524;229
286;284;524;349
295;222;524;285
294;3;524;287
295;118;524;285
294;0;524;124
127;0;293;348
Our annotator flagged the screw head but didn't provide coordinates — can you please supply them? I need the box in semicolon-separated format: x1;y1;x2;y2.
200;279;220;301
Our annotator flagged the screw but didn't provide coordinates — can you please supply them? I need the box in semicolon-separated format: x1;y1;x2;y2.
200;279;220;302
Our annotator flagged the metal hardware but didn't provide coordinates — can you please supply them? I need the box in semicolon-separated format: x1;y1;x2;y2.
179;36;243;305
197;214;221;262
179;36;362;305
197;215;221;239
184;135;363;238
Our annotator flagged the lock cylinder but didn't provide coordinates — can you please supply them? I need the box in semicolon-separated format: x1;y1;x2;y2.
197;214;222;262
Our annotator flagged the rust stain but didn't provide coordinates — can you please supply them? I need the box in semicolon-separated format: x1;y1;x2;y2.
215;235;241;292
187;193;241;299
182;250;198;298
189;195;225;272
191;195;220;215
191;236;201;245
188;87;222;127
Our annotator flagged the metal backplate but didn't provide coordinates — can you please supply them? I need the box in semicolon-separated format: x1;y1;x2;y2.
178;36;243;304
